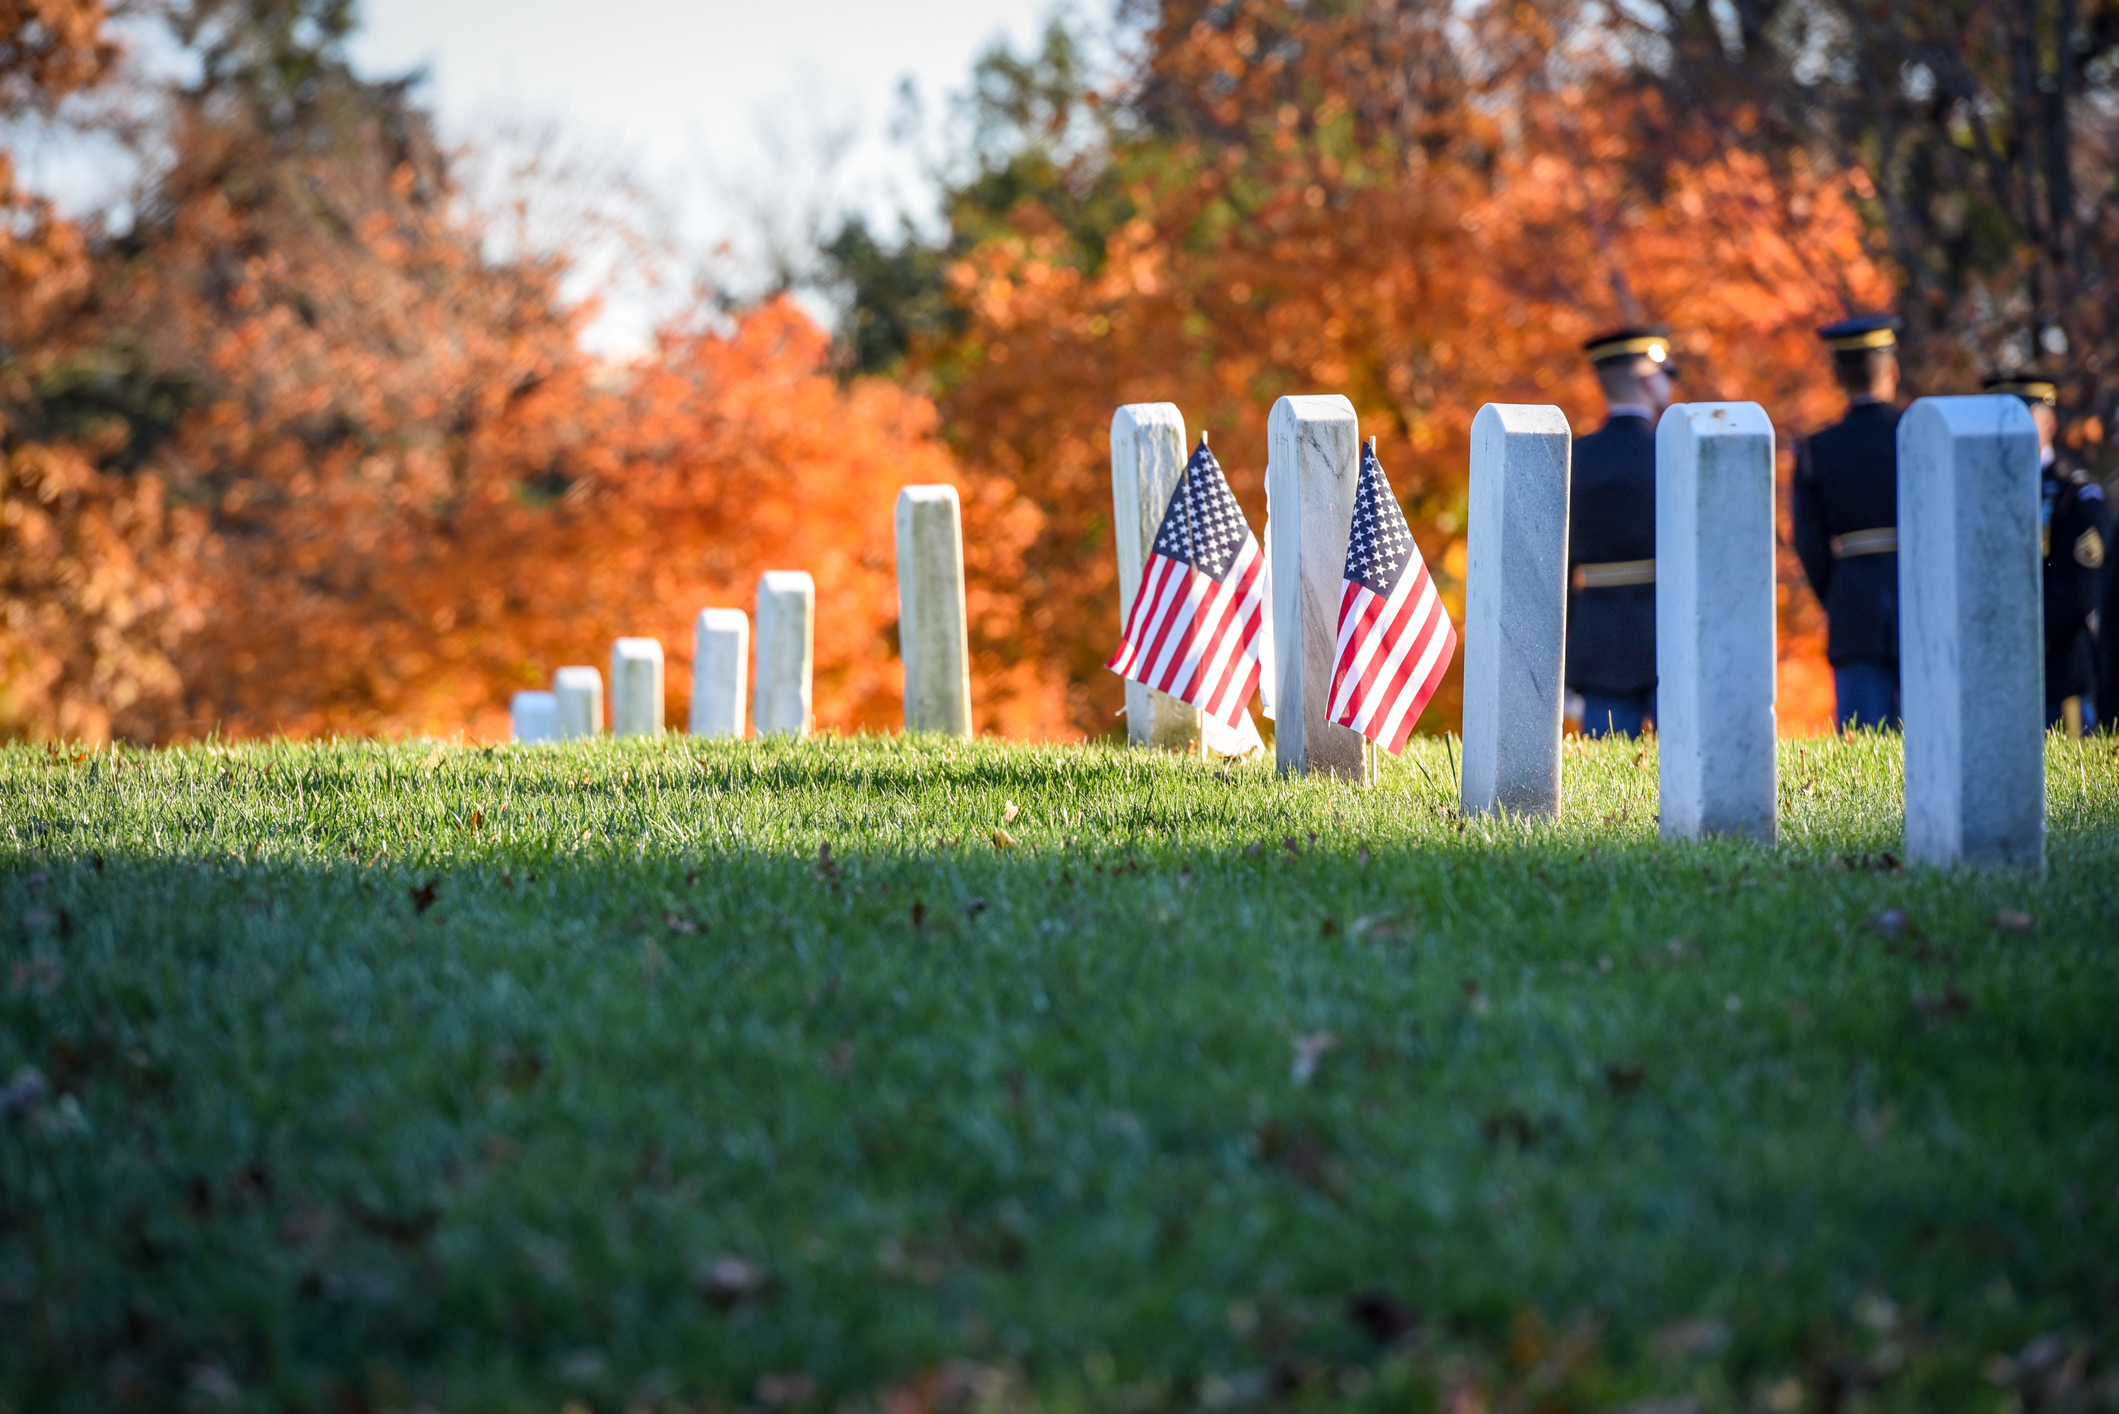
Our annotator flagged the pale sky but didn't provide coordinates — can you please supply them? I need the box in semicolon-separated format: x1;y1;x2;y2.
347;0;1072;349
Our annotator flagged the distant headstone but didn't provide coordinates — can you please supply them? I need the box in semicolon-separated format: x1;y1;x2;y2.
1898;395;2045;868
610;637;665;737
1657;402;1777;843
754;571;816;738
1266;394;1367;781
510;690;558;744
1110;403;1205;753
1460;403;1570;817
895;485;974;736
691;608;749;738
553;666;603;740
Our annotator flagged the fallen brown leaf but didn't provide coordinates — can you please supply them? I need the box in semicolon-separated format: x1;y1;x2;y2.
696;1254;772;1306
755;1372;815;1406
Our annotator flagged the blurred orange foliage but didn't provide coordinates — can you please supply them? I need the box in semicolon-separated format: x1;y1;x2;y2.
923;0;1892;738
3;0;1893;743
1;28;968;741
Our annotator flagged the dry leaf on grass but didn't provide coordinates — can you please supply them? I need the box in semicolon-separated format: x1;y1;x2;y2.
695;1255;772;1306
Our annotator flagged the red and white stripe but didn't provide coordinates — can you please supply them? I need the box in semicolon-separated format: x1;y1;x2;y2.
1108;538;1265;729
1328;554;1455;755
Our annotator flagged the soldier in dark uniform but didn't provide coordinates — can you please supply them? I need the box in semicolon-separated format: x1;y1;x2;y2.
1792;316;1903;730
2106;514;2119;732
1567;327;1674;737
1985;375;2111;736
2105;430;2119;727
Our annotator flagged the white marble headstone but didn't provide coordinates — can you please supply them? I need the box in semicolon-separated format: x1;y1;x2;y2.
1656;402;1777;843
1459;403;1570;817
1111;403;1205;753
1898;395;2044;868
894;485;974;736
690;608;749;738
754;571;815;739
1266;394;1368;781
610;637;665;737
553;666;603;740
510;690;559;744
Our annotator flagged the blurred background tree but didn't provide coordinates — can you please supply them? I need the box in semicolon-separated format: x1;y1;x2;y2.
3;0;961;740
1632;0;2119;422
4;0;2114;742
825;0;1902;736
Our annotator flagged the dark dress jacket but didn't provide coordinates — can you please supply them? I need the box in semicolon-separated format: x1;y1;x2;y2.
1792;400;1901;667
1565;412;1657;696
2103;505;2119;715
2043;465;2110;705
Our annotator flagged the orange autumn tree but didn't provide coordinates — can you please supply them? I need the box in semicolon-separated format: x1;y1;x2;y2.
842;1;1896;738
0;0;212;743
469;299;974;740
4;2;967;742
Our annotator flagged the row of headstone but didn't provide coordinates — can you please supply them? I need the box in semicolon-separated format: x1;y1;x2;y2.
1114;394;2044;869
1460;396;2042;868
505;484;977;745
510;578;814;744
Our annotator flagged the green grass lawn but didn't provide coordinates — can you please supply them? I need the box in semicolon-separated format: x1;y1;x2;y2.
3;732;2116;1414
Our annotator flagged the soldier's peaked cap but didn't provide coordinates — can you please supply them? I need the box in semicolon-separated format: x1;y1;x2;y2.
1583;327;1673;366
1982;373;2059;405
1818;315;1901;351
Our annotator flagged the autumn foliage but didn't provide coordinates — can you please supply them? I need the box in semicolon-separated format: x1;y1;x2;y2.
1;3;968;742
909;1;1896;738
6;0;2095;744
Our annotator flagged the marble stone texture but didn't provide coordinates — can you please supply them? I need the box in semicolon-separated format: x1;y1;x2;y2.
1459;403;1571;817
553;666;603;740
1898;395;2045;868
894;485;975;736
1266;394;1369;781
510;690;559;744
610;637;665;737
690;608;749;738
1111;403;1205;753
1656;402;1777;843
754;571;816;739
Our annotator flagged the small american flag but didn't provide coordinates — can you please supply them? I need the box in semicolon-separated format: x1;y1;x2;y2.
1108;435;1265;728
1329;439;1456;754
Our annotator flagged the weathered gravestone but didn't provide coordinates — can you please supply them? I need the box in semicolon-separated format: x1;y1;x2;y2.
1657;402;1777;843
895;485;974;736
1110;403;1205;753
754;571;816;739
553;666;603;740
610;637;665;737
690;609;749;738
1459;404;1570;817
1898;395;2045;868
510;690;559;744
1266;394;1369;781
